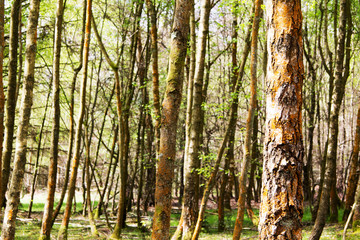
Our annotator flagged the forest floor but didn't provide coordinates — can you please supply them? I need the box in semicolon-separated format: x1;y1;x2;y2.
2;191;360;239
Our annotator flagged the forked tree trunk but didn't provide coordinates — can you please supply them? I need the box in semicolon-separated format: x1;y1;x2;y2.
0;0;40;238
259;0;304;239
57;0;92;238
39;0;65;238
151;0;191;239
0;0;21;208
178;0;210;239
232;0;261;238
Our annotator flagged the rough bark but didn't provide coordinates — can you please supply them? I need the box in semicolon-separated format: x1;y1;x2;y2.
1;0;21;208
57;0;92;238
0;0;40;238
39;0;65;238
259;0;304;239
151;0;191;239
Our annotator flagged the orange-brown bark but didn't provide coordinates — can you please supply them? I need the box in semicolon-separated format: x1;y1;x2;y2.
151;1;191;239
259;0;304;239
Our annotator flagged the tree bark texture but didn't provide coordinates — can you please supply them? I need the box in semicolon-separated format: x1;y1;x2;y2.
151;0;191;239
259;0;304;239
1;0;40;238
1;0;21;208
180;0;210;239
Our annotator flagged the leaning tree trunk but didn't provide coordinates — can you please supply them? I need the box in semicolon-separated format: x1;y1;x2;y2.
0;0;40;238
39;0;65;239
232;0;261;238
0;0;21;208
151;0;191;239
259;0;304;239
57;0;92;238
310;0;349;239
0;0;5;215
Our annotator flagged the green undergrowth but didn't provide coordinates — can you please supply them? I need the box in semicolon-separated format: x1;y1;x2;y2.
2;203;360;239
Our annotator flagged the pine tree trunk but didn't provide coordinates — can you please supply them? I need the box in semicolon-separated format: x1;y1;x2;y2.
259;0;304;239
151;0;191;239
57;0;92;238
0;0;40;238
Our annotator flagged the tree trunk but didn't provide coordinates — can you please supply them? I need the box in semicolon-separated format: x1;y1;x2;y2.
151;0;191;239
0;0;40;238
28;88;50;218
0;0;6;214
343;102;360;220
232;1;261;239
1;0;21;208
310;0;350;238
178;0;210;239
259;0;304;239
57;0;92;238
52;0;87;225
39;0;65;238
145;0;161;156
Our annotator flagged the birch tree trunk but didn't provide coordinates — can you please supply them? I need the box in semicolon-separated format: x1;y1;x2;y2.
0;0;5;215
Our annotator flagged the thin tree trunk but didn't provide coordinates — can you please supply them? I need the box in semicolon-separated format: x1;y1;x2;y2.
84;126;99;236
28;88;51;218
343;101;360;220
145;0;161;156
57;0;92;238
259;0;304;239
232;1;261;238
151;0;191;239
52;0;86;225
310;0;350;238
1;0;21;208
39;0;65;238
1;0;40;238
0;0;6;214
